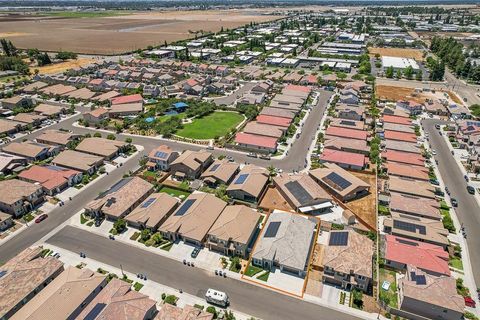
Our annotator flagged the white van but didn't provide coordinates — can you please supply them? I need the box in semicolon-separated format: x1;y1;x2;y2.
205;288;229;307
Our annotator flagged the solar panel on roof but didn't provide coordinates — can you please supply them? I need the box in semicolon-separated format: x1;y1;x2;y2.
174;199;196;216
329;231;349;246
285;180;313;205
234;173;249;184
325;172;352;191
396;238;419;247
154;151;168;159
141;197;156;208
340;120;355;126
209;164;220;172
393;220;426;235
264;221;281;238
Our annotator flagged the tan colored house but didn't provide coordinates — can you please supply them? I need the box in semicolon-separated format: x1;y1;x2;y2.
155;304;213;320
147;145;179;171
77;278;157;320
0;119;23;136
33;103;65;118
322;230;374;292
11;267;106;320
159;192;227;246
170;150;213;180
309;162;370;202
2;141;59;161
85;176;154;221
0;96;32;110
273;173;333;214
12;113;47;127
75;137;127;160
0;210;13;231
125;193;179;230
226;165;269;204
383;212;449;248
0;179;44;217
82;107;110;124
52;150;104;174
206;205;260;258
35;130;81;148
398;265;464;320
387;175;436;199
0;247;64;320
201;159;239;186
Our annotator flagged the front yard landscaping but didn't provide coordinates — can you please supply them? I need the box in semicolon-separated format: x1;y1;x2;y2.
175;111;244;140
133;282;144;291
449;257;464;270
159;186;191;199
379;268;398;308
257;271;270;281
244;264;263;277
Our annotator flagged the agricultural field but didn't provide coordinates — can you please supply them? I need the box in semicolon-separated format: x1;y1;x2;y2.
175;111;244;140
368;47;425;61
0;10;281;54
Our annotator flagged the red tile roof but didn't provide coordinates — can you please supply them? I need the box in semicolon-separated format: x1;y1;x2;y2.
111;94;143;105
384;130;417;143
284;84;311;93
235;132;278;149
383;115;412;126
385;162;429;180
256;115;291;128
320;149;367;168
18;165;80;191
385;235;450;276
325;126;368;140
382;150;425;167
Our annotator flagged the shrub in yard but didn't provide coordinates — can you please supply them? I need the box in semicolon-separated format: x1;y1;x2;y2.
161;293;166;300
164;295;177;305
140;229;151;242
352;289;364;309
113;218;127;233
193;304;204;310
206;306;217;318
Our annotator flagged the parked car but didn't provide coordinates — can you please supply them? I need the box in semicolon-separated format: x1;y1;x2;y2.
435;124;441;130
259;155;271;160
431;149;437;155
451;198;458;207
35;214;48;223
464;296;476;308
464;175;469;182
191;247;200;258
445;186;450;195
247;152;258;158
430;179;440;186
467;185;476;195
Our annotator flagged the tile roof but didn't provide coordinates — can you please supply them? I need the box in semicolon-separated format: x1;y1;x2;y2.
52;150;103;172
171;150;212;171
385;162;429;180
75;137;126;158
325;126;368;140
125;193;179;229
36;129;78;146
243;121;284;138
387;176;435;199
208;205;260;245
235;132;278;149
385;235;450;276
0;247;64;320
18;165;80;191
384;130;418;143
383;115;412;126
322;230;374;278
389;192;441;220
320;149;367;168
0;179;42;205
226;165;269;199
111;93;143;105
200;159;239;185
256;115;291;127
155;304;213;320
382;150;424;167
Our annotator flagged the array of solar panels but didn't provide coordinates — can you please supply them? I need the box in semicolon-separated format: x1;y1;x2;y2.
154;151;169;159
329;231;349;246
410;272;427;285
393;220;426;235
141;197;156;208
396;238;419;247
285;180;313;205
209;164;220;172
174;199;196;216
45;165;68;172
340;120;356;126
264;221;281;238
234;173;249;184
324;172;351;191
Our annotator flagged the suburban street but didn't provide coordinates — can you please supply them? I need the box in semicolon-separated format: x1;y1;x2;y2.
423;119;480;285
0;89;332;263
47;226;363;320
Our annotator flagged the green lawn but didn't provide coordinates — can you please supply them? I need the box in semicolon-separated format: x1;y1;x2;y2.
257;271;270;282
159;186;191;200
176;112;244;140
449;257;464;270
133;282;144;291
244;264;263;277
379;268;398;308
158;113;186;122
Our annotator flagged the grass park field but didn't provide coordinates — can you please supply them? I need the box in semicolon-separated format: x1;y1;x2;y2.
176;111;244;140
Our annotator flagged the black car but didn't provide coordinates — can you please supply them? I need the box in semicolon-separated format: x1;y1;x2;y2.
451;198;458;207
445;186;450;195
191;247;200;258
430;179;440;186
467;185;476;195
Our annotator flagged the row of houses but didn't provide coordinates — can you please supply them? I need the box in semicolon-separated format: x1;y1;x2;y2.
0;246;215;320
376;105;466;319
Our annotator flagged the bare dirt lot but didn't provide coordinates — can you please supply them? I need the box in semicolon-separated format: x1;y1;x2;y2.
31;58;96;74
368;47;425;61
346;171;377;231
0;10;281;54
376;85;428;104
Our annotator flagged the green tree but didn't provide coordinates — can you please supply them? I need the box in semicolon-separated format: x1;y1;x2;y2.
106;133;116;140
385;66;394;78
94;132;102;138
113;219;127;233
404;66;414;80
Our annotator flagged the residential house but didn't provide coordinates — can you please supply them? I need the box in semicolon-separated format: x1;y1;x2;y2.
252;211;317;277
51;150;104;174
201;159;239;187
0;211;13;231
0;152;27;175
206;205;260;258
234;132;278;154
147;145;179;171
309;162;370;202
159;192;227;246
11;267;107;320
75;137;127;160
18;165;82;196
125;193;179;231
76;278;157;320
83;108;109;124
322;230;374;292
319;149;368;171
85;177;154;221
388;192;441;221
170;150;213;180
0;247;64;320
226;165;269;204
398;265;464;320
0;96;33;110
35;130;80;148
155;304;213;320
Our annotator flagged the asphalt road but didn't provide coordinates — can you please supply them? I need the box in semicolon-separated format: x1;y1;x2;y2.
0;90;332;263
47;226;363;320
423;119;480;285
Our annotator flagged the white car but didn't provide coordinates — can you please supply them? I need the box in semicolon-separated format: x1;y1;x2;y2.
431;150;437;155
